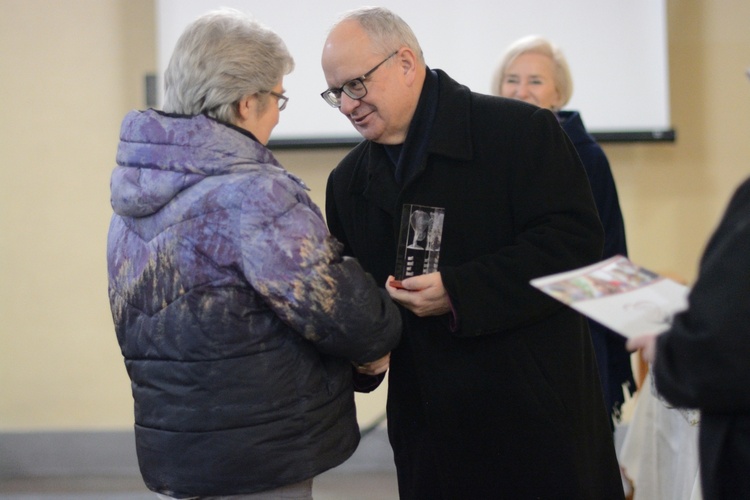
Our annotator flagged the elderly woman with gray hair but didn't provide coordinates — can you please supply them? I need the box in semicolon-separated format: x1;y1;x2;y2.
107;8;401;499
493;35;635;427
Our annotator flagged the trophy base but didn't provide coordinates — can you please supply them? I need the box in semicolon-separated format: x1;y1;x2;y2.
388;279;405;289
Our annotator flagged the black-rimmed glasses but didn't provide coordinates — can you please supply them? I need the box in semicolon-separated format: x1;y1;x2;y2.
320;51;398;108
266;91;289;111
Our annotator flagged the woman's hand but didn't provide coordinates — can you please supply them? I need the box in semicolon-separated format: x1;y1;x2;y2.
626;334;658;364
355;353;391;376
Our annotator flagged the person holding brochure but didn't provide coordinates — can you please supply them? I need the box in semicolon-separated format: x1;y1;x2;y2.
321;6;624;498
627;176;750;500
107;9;401;498
493;35;635;425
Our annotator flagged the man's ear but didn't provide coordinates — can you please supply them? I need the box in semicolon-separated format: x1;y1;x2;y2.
396;48;419;84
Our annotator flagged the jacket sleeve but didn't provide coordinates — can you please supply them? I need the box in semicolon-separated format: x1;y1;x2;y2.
653;178;750;412
576;142;627;260
239;172;401;364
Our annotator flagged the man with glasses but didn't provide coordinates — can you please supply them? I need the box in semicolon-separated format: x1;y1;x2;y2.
321;6;624;499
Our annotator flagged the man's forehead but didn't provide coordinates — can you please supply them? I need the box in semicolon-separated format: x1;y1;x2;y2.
322;28;382;82
324;21;373;59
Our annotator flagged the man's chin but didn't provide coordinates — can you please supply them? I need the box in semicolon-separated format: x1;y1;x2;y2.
353;124;381;142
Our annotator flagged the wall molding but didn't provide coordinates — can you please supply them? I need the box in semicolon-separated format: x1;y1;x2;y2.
0;427;393;478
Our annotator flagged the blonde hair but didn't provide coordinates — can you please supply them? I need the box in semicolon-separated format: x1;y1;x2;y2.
491;35;573;108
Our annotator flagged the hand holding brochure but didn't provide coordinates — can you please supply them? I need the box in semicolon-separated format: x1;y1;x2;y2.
530;255;689;339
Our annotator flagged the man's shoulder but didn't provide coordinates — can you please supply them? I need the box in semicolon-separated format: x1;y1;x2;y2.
471;91;540;120
431;69;547;147
435;70;496;110
462;91;555;142
434;69;535;115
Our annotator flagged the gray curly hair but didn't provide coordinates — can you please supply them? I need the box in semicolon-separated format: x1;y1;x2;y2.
163;8;294;124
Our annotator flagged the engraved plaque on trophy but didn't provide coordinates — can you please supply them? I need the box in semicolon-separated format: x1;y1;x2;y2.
392;204;445;288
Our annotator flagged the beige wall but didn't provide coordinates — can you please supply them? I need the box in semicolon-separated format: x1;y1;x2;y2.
607;0;750;282
1;0;749;431
0;0;156;429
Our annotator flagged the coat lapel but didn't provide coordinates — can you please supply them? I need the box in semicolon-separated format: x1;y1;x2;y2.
350;144;401;217
427;70;474;163
346;70;475;219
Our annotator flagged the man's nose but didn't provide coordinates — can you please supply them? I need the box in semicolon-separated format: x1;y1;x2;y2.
339;93;360;114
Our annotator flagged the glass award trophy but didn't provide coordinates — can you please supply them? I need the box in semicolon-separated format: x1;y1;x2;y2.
391;204;445;288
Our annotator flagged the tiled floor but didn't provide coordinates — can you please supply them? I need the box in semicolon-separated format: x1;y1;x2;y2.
0;469;399;500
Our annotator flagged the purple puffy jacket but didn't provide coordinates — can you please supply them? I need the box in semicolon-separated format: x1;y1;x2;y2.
107;109;400;498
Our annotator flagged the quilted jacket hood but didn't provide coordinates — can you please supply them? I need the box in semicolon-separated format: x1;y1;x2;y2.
111;109;298;217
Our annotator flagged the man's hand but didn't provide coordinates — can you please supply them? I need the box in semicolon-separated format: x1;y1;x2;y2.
626;334;658;364
355;353;391;376
386;272;451;317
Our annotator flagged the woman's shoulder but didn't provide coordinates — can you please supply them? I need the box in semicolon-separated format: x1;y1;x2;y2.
231;164;322;223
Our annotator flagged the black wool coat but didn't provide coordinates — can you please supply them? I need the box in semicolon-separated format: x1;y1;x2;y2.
326;70;624;499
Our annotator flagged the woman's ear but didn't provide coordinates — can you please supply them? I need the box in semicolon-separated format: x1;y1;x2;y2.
236;95;256;123
234;94;263;134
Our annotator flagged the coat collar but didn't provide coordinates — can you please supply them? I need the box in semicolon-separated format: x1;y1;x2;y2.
426;69;474;163
347;69;475;215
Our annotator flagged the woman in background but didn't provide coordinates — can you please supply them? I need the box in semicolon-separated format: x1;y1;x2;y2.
493;35;635;425
107;9;400;499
